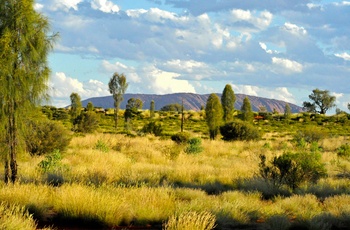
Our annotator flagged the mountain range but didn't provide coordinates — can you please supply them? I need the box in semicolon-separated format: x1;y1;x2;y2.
80;93;304;113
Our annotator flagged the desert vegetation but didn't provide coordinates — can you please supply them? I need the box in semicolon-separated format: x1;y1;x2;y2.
1;106;350;229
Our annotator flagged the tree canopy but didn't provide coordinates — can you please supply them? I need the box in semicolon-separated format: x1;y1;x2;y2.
0;0;56;183
108;72;128;130
303;88;336;114
221;84;236;123
205;93;223;140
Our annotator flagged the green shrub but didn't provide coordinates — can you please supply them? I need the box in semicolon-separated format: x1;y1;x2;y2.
25;119;72;156
171;132;191;144
259;151;327;191
141;121;163;136
38;150;63;173
94;139;110;153
293;126;327;145
185;138;203;154
220;120;261;141
337;144;350;158
77;112;100;133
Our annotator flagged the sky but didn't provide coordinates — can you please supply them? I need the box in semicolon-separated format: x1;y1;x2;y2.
35;0;350;113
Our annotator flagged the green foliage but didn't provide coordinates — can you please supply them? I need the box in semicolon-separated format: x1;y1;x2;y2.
241;97;253;121
185;138;203;154
0;0;57;183
160;103;183;112
94;140;110;153
303;88;336;114
284;103;291;121
171;132;191;144
259;151;327;190
337;144;350;158
220;120;261;141
70;92;82;130
293;126;327;145
141;121;163;136
108;72;129;130
221;84;235;123
25;119;72;156
38;150;63;173
150;100;155;118
205;93;223;140
78;111;100;133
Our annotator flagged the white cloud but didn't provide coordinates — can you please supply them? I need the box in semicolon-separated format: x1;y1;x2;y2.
49;72;109;107
230;9;273;30
283;22;307;36
91;0;120;13
48;0;83;12
34;3;44;11
232;85;297;104
272;57;303;74
335;52;350;61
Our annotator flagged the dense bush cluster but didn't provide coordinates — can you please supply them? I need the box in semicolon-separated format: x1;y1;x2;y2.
141;121;163;136
220;120;261;141
171;132;191;144
25;119;72;156
259;151;327;190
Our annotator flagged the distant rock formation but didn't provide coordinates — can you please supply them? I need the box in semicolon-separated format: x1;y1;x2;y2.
80;93;303;113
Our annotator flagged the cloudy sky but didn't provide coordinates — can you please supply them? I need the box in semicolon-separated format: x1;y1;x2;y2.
36;0;350;113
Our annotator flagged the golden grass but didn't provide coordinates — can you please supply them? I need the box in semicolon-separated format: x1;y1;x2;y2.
2;133;350;228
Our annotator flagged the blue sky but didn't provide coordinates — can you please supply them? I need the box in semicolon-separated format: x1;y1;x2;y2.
36;0;350;113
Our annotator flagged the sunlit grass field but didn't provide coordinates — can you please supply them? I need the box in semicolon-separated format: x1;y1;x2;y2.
2;109;350;229
2;123;350;229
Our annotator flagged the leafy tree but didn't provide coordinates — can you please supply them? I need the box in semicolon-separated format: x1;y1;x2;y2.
124;98;143;130
0;0;56;183
78;111;99;133
160;103;182;112
150;100;155;118
241;97;253;121
108;73;128;131
303;88;336;114
284;103;291;120
86;101;94;112
205;93;223;140
221;84;236;123
69;92;82;131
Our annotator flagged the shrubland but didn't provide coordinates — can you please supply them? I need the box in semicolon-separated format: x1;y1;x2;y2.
2;108;350;229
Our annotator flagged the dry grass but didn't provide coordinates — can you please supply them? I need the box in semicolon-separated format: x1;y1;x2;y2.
2;132;350;228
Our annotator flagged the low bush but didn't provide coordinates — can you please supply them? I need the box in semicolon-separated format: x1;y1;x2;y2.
293;126;327;145
337;144;350;158
25;119;72;156
171;132;191;144
185;138;203;154
220;120;261;141
141;121;163;136
259;151;327;191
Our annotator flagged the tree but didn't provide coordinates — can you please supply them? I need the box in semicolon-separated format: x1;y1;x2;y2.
86;101;94;112
205;93;223;140
108;73;128;131
221;84;236;123
241;97;253;121
150;100;155;118
69;93;82;131
160;103;182;112
284;103;291;121
124;98;143;130
0;0;56;183
303;88;336;114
